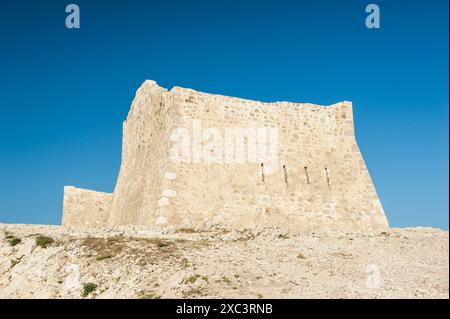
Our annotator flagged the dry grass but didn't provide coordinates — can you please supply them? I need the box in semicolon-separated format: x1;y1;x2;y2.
140;291;161;299
175;228;202;234
79;235;211;268
182;288;205;298
220;276;232;285
234;230;256;242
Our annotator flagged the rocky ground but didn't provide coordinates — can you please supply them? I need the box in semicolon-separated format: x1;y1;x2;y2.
0;223;448;299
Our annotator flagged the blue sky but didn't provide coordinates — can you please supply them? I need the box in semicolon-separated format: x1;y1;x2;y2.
0;0;448;229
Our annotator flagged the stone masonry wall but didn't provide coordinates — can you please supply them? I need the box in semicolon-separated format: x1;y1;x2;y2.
63;80;389;233
107;81;175;227
151;86;388;233
62;186;113;227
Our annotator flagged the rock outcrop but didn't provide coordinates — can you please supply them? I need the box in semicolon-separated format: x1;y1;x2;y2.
0;224;447;298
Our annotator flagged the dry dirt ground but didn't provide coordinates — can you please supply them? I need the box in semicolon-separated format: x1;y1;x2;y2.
0;223;448;299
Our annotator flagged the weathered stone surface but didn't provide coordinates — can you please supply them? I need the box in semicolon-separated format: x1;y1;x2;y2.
62;80;389;233
62;186;113;227
0;224;448;299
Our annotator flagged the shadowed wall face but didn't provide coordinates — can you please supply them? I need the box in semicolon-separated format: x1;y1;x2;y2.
63;80;389;233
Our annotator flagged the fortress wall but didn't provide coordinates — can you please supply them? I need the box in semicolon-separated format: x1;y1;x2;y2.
153;87;388;232
107;81;174;226
63;80;388;233
62;186;113;227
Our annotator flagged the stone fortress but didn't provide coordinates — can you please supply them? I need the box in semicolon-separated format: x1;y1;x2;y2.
62;80;389;233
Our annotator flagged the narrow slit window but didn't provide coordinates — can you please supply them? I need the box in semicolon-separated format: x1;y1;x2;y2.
304;166;310;184
325;167;330;186
283;165;288;184
261;163;265;182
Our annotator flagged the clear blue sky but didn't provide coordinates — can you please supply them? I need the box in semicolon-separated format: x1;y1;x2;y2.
0;0;448;229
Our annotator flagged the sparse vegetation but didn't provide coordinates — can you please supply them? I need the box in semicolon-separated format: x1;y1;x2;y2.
180;258;189;269
235;230;256;241
176;228;200;234
81;236;189;268
140;292;161;299
36;235;54;248
107;235;124;245
186;274;201;284
195;239;211;247
96;254;112;261
221;276;232;285
152;238;170;248
10;259;20;268
0;224;447;299
277;234;289;239
7;236;21;247
82;282;97;298
182;288;204;298
82;237;124;260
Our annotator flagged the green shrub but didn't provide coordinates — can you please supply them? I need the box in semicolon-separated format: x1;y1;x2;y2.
82;282;97;298
7;236;21;246
36;235;54;248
